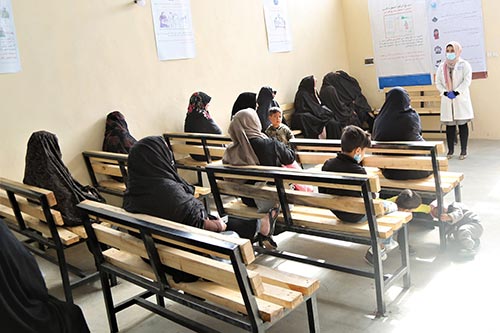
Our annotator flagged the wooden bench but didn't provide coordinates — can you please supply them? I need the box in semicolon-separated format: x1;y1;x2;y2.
382;85;442;137
280;103;301;136
0;177;99;304
290;138;464;250
77;200;320;333
82;150;211;201
206;164;413;317
163;132;232;187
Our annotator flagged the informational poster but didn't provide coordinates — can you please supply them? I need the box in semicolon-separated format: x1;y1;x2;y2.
150;0;195;61
263;0;293;53
0;0;21;73
368;0;432;88
368;0;487;88
428;0;487;78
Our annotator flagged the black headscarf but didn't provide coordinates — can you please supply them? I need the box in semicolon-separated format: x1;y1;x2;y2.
325;70;374;130
372;87;431;180
102;111;137;154
320;72;361;128
23;131;103;226
0;219;90;333
231;92;257;119
372;87;424;141
184;92;222;135
291;75;342;139
123;136;206;229
256;86;280;131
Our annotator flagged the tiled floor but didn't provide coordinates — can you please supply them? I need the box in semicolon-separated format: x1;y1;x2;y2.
37;139;500;332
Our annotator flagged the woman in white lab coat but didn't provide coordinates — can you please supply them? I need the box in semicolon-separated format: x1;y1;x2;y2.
435;41;474;160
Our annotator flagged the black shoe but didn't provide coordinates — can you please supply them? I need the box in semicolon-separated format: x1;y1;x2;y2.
267;205;280;236
257;234;278;249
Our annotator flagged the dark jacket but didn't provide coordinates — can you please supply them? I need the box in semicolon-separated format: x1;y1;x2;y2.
320;153;367;222
0;219;90;333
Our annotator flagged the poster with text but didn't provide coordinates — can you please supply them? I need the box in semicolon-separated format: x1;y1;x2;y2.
428;0;487;78
0;0;21;73
263;0;292;53
151;0;195;61
368;0;432;88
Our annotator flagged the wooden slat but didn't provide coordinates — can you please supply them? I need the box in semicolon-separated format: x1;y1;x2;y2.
0;206;80;245
91;162;123;177
170;280;283;323
194;186;211;198
363;155;448;171
82;200;254;264
92;224;264;295
170;143;226;158
99;180;126;192
247;263;320;297
379;171;464;193
0;177;57;207
223;201;394;239
0;192;64;226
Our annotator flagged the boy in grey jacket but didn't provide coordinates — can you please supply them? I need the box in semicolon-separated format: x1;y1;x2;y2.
431;201;483;256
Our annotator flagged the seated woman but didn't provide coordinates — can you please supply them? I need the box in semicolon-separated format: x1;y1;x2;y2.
320;72;361;128
123;136;277;249
256;86;281;130
323;70;374;131
184;92;223;161
231;92;256;119
23;131;104;226
291;75;342;139
0;219;90;333
372;87;432;180
102;111;137;154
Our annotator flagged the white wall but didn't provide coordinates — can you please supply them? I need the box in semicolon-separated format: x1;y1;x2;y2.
0;0;349;181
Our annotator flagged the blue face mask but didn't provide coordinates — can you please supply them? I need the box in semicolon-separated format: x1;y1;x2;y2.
446;52;456;61
354;154;362;163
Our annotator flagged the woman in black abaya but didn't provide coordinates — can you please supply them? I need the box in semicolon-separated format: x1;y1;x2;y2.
372;87;432;180
102;111;137;154
231;92;257;119
320;72;361;128
123;136;276;245
256;86;281;131
291;75;342;139
23;131;104;226
0;219;90;333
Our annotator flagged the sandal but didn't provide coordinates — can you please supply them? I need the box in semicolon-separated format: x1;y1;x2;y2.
257;234;278;249
267;205;280;237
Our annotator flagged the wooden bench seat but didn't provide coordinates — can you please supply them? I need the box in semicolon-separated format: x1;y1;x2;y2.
0;177;99;304
78;200;320;332
206;164;412;317
290;138;464;250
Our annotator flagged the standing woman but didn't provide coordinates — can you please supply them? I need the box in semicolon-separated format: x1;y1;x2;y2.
436;41;474;160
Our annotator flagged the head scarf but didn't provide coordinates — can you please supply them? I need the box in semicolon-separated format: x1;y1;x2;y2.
223;109;266;165
184;92;222;135
372;87;424;141
123;136;206;229
256;86;279;130
102;111;137;154
231;92;257;119
0;219;90;332
444;41;463;91
320;73;361;127
23;131;101;226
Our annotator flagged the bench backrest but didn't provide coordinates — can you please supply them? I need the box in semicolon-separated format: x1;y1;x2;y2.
205;164;404;239
291;138;447;172
82;150;128;197
77;200;318;325
0;177;83;246
163;132;232;166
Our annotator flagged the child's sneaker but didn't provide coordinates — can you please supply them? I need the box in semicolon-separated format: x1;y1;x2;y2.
384;238;399;252
364;247;387;266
